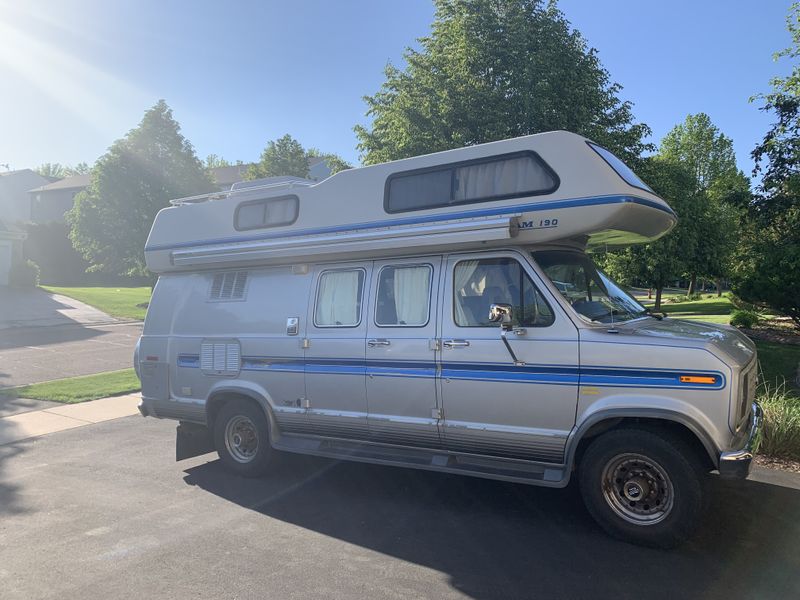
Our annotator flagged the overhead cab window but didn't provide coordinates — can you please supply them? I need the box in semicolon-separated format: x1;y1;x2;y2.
314;269;365;327
385;152;558;213
375;265;432;327
234;195;299;230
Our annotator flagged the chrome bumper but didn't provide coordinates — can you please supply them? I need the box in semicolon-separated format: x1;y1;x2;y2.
718;402;762;480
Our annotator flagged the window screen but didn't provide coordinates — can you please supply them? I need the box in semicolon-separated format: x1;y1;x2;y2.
375;265;432;326
453;258;553;327
234;195;298;230
385;152;557;213
314;269;365;327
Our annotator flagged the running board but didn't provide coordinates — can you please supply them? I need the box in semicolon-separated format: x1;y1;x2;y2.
273;434;568;487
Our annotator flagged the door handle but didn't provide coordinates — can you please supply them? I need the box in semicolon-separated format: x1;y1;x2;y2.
443;339;470;348
368;338;391;347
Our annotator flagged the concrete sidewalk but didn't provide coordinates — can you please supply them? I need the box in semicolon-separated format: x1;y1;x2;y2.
0;393;140;445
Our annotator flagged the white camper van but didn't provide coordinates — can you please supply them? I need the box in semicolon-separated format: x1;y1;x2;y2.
136;131;760;547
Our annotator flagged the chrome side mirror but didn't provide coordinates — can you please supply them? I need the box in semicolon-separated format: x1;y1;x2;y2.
489;303;514;331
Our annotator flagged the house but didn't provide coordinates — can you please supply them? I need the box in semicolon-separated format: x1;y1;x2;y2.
0;169;53;224
28;174;91;223
0;219;27;286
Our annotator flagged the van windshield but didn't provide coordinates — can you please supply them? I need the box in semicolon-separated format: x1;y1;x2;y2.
532;250;647;323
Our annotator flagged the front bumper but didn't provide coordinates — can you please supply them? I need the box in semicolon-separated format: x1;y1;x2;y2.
718;402;762;479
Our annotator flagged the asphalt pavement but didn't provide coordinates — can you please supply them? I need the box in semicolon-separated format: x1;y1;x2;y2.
1;415;798;600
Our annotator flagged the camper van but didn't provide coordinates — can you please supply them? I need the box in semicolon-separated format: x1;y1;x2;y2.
135;131;760;547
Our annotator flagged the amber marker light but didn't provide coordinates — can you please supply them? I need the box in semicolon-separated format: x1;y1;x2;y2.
679;375;717;384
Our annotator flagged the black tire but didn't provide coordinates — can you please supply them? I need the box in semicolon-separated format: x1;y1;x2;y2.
578;427;705;548
213;398;277;477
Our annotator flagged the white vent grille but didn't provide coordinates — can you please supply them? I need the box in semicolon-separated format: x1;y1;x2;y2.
209;271;248;301
200;340;241;376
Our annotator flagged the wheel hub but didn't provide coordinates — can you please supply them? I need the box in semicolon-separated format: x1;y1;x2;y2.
224;415;259;463
601;453;674;525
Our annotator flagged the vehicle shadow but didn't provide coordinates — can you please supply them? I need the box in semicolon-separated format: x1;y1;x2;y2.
0;419;25;516
184;456;800;599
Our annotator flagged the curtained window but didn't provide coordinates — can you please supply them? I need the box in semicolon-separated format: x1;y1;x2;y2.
315;269;365;327
375;265;432;326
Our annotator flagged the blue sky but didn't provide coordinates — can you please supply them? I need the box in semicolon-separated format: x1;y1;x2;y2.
0;0;794;176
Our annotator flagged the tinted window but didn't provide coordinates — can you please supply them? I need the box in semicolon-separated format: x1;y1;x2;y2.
588;143;654;193
453;258;553;327
314;269;365;327
386;152;557;213
375;265;432;326
234;195;298;230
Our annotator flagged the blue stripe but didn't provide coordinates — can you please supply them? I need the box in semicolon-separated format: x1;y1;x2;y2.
176;354;722;390
146;194;675;252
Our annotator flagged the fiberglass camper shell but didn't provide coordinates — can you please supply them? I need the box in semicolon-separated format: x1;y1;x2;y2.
136;131;760;548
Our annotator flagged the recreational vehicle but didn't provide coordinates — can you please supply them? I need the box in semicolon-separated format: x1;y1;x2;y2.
135;131;761;547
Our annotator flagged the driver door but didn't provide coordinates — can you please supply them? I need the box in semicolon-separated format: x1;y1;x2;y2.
438;251;579;464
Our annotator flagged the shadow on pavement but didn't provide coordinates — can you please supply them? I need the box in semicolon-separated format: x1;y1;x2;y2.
184;456;800;599
0;322;105;352
0;418;25;516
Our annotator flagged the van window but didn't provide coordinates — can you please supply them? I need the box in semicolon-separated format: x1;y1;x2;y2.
234;195;299;230
453;258;553;327
587;143;654;193
385;152;557;213
314;269;365;327
375;265;432;326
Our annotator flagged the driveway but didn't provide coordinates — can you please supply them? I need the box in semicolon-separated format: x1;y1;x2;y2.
1;416;798;599
0;287;116;330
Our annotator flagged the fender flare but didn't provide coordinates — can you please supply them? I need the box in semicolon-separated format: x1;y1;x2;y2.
563;407;720;470
205;383;280;441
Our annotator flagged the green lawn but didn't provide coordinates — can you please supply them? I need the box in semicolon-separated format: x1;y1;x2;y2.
646;294;735;324
43;285;151;320
0;369;141;404
756;341;800;393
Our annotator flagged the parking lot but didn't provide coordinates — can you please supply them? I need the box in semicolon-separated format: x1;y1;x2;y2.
1;415;799;600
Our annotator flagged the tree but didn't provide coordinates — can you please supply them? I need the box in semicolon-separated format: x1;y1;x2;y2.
248;134;309;179
204;154;232;170
36;162;90;178
603;159;702;310
657;113;748;295
68;100;213;276
247;135;352;180
355;0;651;165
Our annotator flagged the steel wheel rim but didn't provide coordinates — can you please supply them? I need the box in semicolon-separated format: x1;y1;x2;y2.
224;415;259;463
601;452;674;525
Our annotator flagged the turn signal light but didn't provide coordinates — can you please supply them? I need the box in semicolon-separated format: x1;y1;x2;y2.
680;375;716;384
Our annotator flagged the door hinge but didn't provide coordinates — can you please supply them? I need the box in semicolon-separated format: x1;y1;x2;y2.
301;338;310;349
431;407;442;420
298;397;310;409
428;338;441;351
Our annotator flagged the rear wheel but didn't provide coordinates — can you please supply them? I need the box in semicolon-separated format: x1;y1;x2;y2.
579;428;705;548
213;398;277;477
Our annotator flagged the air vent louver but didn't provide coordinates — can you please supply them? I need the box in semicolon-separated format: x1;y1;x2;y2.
209;271;249;301
200;339;241;376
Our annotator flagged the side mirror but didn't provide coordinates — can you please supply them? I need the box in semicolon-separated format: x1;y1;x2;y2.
489;303;514;331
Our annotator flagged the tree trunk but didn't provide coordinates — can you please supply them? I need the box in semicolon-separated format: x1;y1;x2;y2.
654;285;663;312
715;278;722;297
687;273;697;296
648;288;652;299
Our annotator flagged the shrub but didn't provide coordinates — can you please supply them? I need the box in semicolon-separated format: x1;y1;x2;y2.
730;309;760;329
9;259;41;287
729;293;757;312
755;381;800;460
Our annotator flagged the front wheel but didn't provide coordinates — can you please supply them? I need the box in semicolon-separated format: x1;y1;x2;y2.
213;398;277;477
579;428;705;548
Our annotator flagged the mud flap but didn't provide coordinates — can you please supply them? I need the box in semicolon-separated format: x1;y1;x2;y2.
176;421;215;461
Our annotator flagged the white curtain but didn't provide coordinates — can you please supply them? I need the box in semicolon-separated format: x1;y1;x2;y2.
453;260;481;326
316;270;361;326
393;266;431;325
453;156;552;202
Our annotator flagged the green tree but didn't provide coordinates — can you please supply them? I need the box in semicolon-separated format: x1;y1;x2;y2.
248;134;310;179
204;154;232;170
729;6;800;326
306;148;352;177
603;159;702;310
36;162;91;178
355;0;651;165
68;100;213;276
658;113;748;295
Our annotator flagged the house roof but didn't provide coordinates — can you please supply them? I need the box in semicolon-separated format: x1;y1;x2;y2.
29;174;91;193
212;165;251;187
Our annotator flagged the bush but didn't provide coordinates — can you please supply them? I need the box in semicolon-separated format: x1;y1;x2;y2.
729;293;757;312
9;259;41;287
755;382;800;460
730;309;760;329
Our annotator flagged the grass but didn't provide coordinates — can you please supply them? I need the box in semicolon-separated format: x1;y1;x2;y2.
646;294;736;325
0;369;141;404
42;285;151;320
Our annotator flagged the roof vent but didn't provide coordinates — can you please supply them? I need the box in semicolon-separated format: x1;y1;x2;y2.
210;271;248;301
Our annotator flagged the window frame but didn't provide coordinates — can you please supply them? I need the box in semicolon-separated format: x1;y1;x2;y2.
233;194;299;231
312;267;367;329
383;150;560;214
586;142;654;194
451;257;555;329
373;263;434;328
